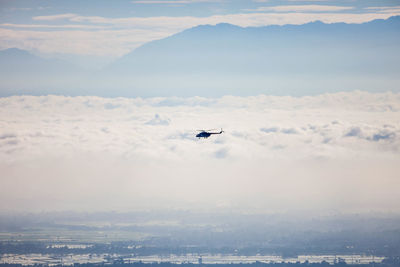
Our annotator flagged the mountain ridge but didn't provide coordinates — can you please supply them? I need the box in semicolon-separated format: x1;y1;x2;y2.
107;15;400;75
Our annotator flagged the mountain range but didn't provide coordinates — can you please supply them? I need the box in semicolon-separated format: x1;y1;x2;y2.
1;16;399;97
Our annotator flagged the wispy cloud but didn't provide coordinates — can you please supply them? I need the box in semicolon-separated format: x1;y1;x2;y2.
365;6;400;13
0;23;110;29
247;5;354;13
132;0;216;4
33;13;77;21
254;0;329;1
287;0;329;1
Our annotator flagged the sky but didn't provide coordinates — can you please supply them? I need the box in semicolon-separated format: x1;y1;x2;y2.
1;0;400;58
1;92;399;212
0;0;400;214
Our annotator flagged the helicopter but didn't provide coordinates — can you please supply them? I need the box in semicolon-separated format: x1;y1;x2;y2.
196;129;224;139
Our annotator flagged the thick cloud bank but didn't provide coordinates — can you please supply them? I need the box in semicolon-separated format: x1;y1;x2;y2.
0;92;399;212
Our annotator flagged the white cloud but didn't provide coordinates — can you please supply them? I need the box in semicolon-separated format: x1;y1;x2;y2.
132;0;216;4
0;92;399;212
0;27;169;57
32;13;77;21
145;113;171;125
0;23;111;29
287;0;329;1
364;6;400;14
247;5;354;12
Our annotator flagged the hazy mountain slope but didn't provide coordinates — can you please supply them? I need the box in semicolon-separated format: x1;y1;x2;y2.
0;48;81;74
109;17;400;75
100;16;400;96
0;48;87;96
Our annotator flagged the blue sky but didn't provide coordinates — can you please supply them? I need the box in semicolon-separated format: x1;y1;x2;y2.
1;0;400;58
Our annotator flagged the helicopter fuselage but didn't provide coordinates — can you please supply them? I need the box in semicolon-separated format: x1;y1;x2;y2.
196;132;212;138
196;130;223;139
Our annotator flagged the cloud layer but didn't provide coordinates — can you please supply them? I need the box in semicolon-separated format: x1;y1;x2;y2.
1;92;399;212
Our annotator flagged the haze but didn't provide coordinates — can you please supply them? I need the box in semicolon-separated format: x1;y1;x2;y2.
0;0;400;215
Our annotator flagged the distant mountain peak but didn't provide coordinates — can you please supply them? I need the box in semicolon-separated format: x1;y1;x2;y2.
386;15;400;21
308;20;325;25
215;22;241;28
2;47;26;52
0;47;33;56
189;23;241;31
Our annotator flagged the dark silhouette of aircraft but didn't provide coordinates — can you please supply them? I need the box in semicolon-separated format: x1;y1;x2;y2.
196;129;224;139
